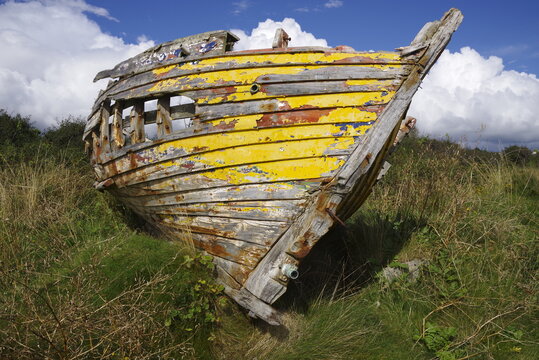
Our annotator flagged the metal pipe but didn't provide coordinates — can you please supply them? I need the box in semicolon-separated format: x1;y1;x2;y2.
281;264;299;279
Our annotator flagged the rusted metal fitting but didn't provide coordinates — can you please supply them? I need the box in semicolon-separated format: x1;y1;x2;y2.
250;83;260;94
281;264;299;279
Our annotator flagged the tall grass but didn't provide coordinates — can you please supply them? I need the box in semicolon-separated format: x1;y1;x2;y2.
0;151;223;359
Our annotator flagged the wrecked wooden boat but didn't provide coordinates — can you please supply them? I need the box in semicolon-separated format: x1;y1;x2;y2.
84;9;462;325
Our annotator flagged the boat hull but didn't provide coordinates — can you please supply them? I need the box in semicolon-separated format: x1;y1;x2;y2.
85;9;463;324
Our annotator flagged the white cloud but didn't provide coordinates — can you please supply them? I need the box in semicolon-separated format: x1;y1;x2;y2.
409;47;539;149
231;0;249;15
0;0;154;129
324;0;343;8
231;18;328;51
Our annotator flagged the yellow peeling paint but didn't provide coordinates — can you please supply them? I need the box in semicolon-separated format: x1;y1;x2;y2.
197;79;396;105
282;91;394;109
153;65;177;75
154;122;368;157
159;137;356;172
206;106;379;131
318;107;378;123
178;52;403;71
201;157;345;184
148;64;401;93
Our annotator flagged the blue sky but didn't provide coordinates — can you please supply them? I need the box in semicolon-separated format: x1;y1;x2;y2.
0;0;537;149
85;0;539;75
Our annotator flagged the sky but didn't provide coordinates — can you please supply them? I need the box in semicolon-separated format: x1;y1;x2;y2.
0;0;538;150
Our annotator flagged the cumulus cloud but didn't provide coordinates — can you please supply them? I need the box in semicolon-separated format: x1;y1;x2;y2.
0;0;154;129
231;18;328;51
409;47;539;149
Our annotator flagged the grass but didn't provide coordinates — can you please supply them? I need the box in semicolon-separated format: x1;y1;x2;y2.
0;148;225;359
0;115;537;359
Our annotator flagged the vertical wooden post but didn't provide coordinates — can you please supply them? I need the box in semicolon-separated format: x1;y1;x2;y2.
111;101;125;149
91;132;101;164
156;97;172;138
130;101;145;144
99;99;111;154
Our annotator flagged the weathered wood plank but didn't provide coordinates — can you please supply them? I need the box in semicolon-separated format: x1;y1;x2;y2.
99;100;111;156
85;51;408;138
94;52;408;106
186;232;269;268
124;102;195;129
113;181;318;210
152;199;305;222
195;91;394;121
111;101;125;149
185;80;400;105
156;97;173;137
130;102;145;144
213;256;252;285
243;191;342;303
94;31;239;81
223;286;282;326
158;215;288;246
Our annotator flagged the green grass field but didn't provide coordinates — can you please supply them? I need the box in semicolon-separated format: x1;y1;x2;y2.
1;112;537;359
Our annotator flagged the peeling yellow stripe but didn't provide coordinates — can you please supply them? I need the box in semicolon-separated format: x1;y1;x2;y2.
152;65;176;75
198;79;396;104
176;51;403;71
202;157;345;183
155;122;370;157
281;91;394;109
206;107;379;131
160;137;357;171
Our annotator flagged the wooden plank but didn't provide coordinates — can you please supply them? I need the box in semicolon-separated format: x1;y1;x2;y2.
187;232;269;268
223;286;282;326
152;199;305;222
111;101;125;149
130;101;145;144
113;181;318;209
196;91;394;121
183;80;400;105
99;100;111;156
213;256;252;286
157;214;288;246
126;102;195;128
156;97;173;137
243;192;342;303
94;31;239;81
